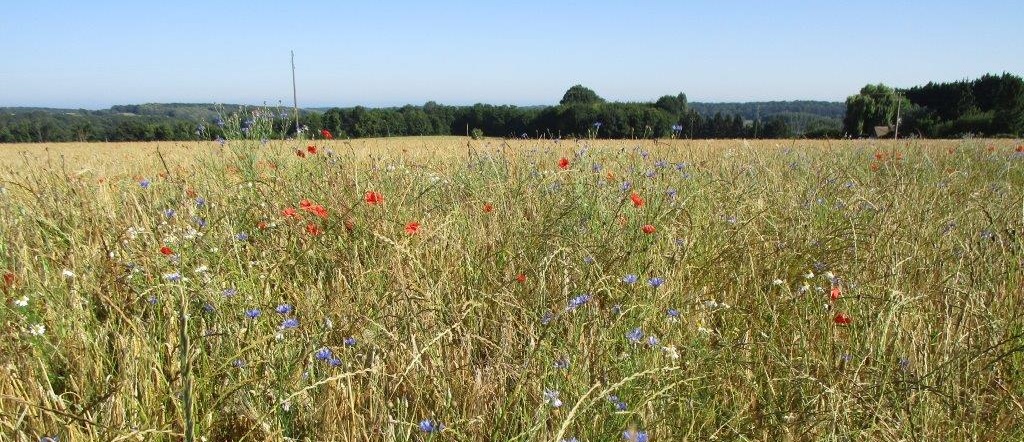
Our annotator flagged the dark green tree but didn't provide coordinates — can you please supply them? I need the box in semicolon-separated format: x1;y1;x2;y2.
559;85;605;106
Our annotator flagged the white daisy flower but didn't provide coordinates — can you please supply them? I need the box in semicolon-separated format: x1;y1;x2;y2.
28;323;45;336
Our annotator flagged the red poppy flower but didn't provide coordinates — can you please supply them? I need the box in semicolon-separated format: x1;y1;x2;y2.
630;193;645;208
483;203;494;213
515;273;526;284
160;246;174;256
558;157;570;170
364;191;384;205
874;151;886;161
405;222;421;235
321;129;333;139
1016;145;1024;153
305;222;322;236
302;204;328;219
3;271;15;288
307;145;318;155
281;207;298;218
641;224;655;234
833;312;852;325
299;199;313;208
257;221;268;230
830;286;842;301
296;149;306;158
186;188;198;198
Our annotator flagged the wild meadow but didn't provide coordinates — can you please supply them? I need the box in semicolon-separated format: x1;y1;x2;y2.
1;134;1023;441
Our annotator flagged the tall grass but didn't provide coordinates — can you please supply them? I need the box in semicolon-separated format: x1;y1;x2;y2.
1;136;1022;441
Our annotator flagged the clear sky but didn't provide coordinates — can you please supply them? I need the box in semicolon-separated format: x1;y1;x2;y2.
1;0;1021;109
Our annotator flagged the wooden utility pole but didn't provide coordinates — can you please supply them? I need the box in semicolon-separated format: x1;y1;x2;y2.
291;51;299;138
894;94;901;140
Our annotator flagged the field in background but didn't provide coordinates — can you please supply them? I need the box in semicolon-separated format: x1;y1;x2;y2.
1;137;1022;441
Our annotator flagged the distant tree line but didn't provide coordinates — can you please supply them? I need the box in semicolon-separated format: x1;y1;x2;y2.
1;87;848;143
843;73;1024;138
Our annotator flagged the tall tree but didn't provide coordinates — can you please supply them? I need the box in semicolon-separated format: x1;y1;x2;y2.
559;85;605;106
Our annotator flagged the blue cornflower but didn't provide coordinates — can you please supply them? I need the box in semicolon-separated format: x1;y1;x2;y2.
315;347;333;361
623;429;649;442
147;295;158;305
164;273;183;283
592;163;602;173
666;188;677;199
622;274;638;285
280;318;300;329
620;181;632;192
647;335;660;347
667;308;680;319
611;304;622;316
235;232;249;241
899;357;910;370
640;150;649;159
194;217;207;228
541;311;555;325
569;292;593;311
648;277;665;288
609;394;628;411
583;256;595;265
245;308;261;319
418;419;444;433
566;294;591;311
275;304;293;315
328;357;342;367
139;178;151;189
344;336;357;347
202;303;215;313
195;197;206;207
163;209;176;218
654;160;667;168
543;389;563;408
232;359;246;368
554;356;570;370
626;327;644;343
222;287;237;297
644;170;655;178
675;162;687;171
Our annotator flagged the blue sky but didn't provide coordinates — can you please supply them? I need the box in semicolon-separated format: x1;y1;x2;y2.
1;0;1021;109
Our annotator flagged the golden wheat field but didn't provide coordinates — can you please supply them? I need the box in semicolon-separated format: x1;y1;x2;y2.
1;136;1023;441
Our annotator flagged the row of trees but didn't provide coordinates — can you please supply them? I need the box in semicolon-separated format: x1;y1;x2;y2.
843;73;1024;138
306;86;798;140
1;86;805;142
